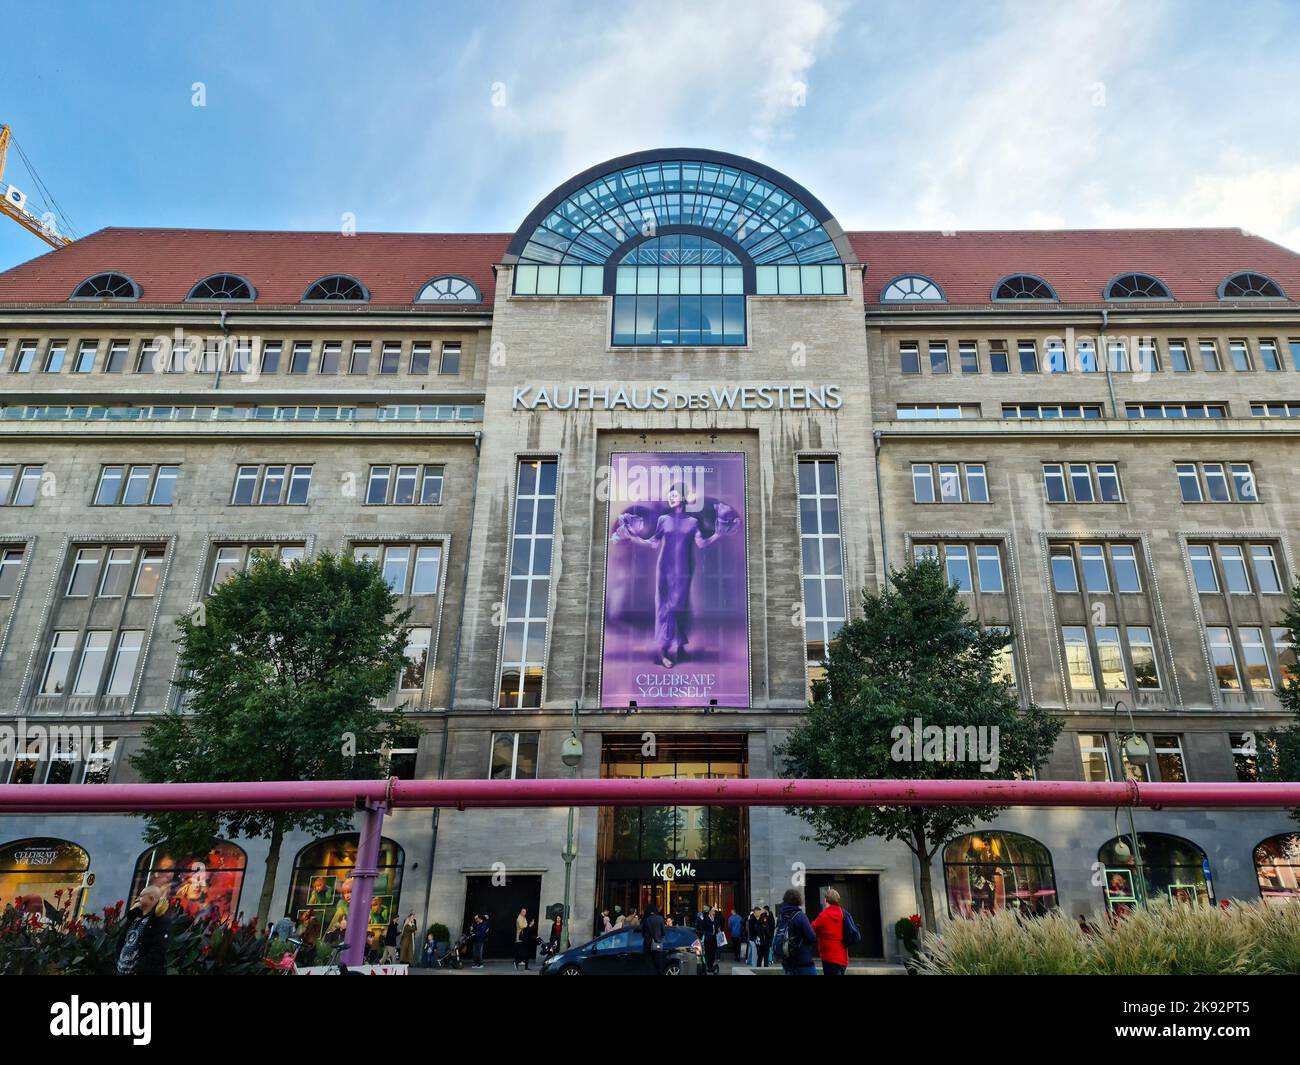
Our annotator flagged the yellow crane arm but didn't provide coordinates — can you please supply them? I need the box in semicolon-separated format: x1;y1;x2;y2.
0;124;72;249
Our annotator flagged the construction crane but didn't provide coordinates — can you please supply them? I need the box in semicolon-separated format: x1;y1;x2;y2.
0;124;73;248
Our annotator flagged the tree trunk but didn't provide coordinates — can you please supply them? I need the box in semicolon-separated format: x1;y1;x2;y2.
256;819;285;931
911;814;937;930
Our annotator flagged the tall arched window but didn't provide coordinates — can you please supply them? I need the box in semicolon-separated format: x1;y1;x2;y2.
943;831;1057;918
302;275;368;302
131;840;247;923
993;274;1057;301
0;837;91;921
1219;272;1286;299
70;272;140;300
288;834;404;950
1106;272;1171;300
1254;832;1300;905
1098;832;1212;911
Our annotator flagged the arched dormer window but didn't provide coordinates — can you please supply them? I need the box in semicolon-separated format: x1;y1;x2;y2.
416;275;480;303
187;274;256;301
881;275;945;302
1105;272;1171;300
992;274;1057;301
302;275;368;302
1218;272;1286;299
70;272;139;301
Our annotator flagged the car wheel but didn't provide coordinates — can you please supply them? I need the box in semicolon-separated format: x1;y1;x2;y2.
559;964;583;975
663;960;681;976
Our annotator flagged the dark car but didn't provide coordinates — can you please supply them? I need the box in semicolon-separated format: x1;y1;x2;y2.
539;925;703;975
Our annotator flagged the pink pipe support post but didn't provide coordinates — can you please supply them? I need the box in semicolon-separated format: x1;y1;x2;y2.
340;800;386;967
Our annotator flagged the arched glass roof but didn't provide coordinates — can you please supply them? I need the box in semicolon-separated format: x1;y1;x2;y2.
507;149;854;268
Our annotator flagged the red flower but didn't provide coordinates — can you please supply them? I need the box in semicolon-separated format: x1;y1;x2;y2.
908;914;923;927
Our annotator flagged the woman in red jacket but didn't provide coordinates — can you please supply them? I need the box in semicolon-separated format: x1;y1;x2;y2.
810;888;848;976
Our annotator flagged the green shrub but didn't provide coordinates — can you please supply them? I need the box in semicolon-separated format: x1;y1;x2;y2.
917;901;1300;975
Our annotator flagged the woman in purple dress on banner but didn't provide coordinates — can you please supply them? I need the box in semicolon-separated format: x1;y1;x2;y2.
611;483;740;669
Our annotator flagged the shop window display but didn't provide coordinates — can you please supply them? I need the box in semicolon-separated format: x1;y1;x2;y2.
0;837;90;921
130;840;246;923
1254;833;1300;905
287;835;404;957
1098;832;1213;912
943;831;1057;918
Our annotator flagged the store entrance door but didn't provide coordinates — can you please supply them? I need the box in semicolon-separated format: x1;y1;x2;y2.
806;873;884;958
603;879;740;932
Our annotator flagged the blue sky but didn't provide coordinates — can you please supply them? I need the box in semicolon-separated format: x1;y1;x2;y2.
1;0;1299;271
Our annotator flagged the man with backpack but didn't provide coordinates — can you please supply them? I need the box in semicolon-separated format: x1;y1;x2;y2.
811;887;861;976
772;888;818;976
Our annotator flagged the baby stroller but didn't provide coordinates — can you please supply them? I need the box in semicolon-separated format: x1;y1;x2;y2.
436;932;471;970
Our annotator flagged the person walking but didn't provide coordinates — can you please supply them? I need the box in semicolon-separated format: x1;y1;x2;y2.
421;932;438;967
774;889;817;976
759;905;775;967
470;913;489;969
115;885;171;975
811;888;849;976
399;912;418;965
746;906;763;966
549;914;563;952
641;904;666;975
727;909;744;962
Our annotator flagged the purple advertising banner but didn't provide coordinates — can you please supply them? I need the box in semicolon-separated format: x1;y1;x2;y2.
601;452;749;708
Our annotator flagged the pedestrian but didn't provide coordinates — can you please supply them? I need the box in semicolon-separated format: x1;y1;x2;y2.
470;913;489;968
549;914;563;951
727;908;744;962
381;917;400;963
746;906;763;966
399;912;418;964
774;889;817;976
599;907;613;934
115;885;171;975
811;888;849;976
421;932;438;967
696;906;720;974
759;905;775;967
641;904;666;975
514;907;532;969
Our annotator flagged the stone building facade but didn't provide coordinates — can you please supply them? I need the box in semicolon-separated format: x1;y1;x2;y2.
0;150;1298;960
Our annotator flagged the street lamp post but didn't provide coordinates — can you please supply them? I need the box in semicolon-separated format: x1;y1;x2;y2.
559;701;584;949
1112;699;1150;906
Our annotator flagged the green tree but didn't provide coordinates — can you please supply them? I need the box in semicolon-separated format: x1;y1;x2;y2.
132;552;418;928
777;558;1062;928
1262;578;1300;818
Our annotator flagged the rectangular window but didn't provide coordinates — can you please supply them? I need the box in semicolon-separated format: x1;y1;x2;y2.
1203;463;1230;502
411;545;442;595
490;732;540;780
929;342;949;374
439;343;462;375
911;464;934;503
349;343;371;374
1107;339;1128;373
1128;626;1160;689
1168;340;1190;372
1176;463;1202;502
1078;340;1098;373
1095;626;1126;690
365;464;445;505
1271;627;1297;687
975;545;1004;593
0;547;24;598
1218;545;1251;593
73;341;97;373
3;465;41;507
990;626;1016;687
43;340;67;373
82;739;117;784
1259;340;1282;371
1111;544;1141;593
1126;403;1228;419
319;342;341;374
1045;341;1067;374
798;459;847;670
1051;547;1079;593
14;341;37;373
73;631;112;695
1018;341;1038;373
289;343;312;374
1230;463;1257;502
1069;463;1094;502
959;342;979;374
392;466;418;505
230;464;311;505
380;343;402;374
409;344;431;375
105;631;144;696
899;343;920;375
387;736;420;780
260;342;282;374
1207;626;1241;690
897;404;977;419
41;632;78;694
1043;464;1068;503
1096;463;1121;502
98;548;134;598
945;545;973;592
132;549;165;598
66;549;101;597
1189;545;1218;593
1231;732;1259;782
1135;341;1158;374
382;546;410;593
1003;404;1104;419
989;348;1009;374
499;459;557;708
1240;627;1272;690
1198;341;1221;371
1079;545;1109;592
1251;545;1282;593
1079;732;1110;780
937;463;961;503
105;341;130;373
965;463;989;502
420;466;444;504
1229;340;1252;372
400;626;431;692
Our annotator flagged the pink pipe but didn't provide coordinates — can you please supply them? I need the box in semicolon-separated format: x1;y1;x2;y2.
3;777;1300;812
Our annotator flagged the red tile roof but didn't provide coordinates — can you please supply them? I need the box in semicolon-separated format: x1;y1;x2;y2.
1;225;1296;309
848;228;1300;306
0;227;510;308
